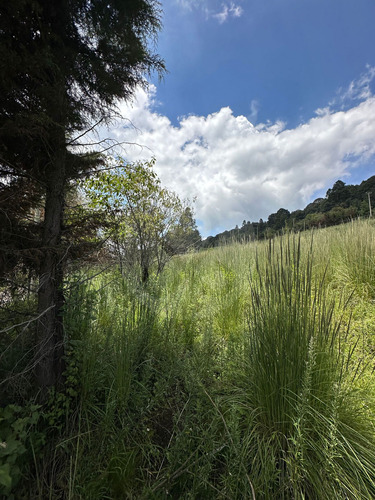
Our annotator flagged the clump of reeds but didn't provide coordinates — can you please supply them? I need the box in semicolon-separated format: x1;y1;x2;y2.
334;219;375;299
229;234;375;498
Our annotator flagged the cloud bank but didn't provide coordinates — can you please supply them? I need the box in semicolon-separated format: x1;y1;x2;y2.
100;84;375;237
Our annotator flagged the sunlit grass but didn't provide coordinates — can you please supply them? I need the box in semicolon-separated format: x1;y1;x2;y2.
7;218;375;498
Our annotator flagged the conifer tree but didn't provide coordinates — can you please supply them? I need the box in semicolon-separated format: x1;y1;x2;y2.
0;0;164;391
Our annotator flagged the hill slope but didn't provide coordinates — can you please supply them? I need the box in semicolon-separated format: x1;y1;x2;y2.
202;175;375;247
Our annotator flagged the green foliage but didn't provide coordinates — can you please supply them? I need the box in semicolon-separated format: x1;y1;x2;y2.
0;0;166;391
84;158;199;281
0;0;165;278
0;404;44;498
267;207;290;230
45;338;82;430
165;206;202;254
3;219;375;498
333;219;375;299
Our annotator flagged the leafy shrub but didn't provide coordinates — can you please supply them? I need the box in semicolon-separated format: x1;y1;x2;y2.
0;404;44;498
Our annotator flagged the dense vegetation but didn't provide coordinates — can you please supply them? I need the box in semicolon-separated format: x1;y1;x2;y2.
1;2;375;498
82;158;201;283
202;176;375;247
0;0;165;390
1;219;375;498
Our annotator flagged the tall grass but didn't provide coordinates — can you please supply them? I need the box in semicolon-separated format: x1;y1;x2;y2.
228;235;375;498
334;218;375;299
5;219;375;498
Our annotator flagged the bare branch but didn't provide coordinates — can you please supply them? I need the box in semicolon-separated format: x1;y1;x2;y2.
66;118;105;145
0;305;55;362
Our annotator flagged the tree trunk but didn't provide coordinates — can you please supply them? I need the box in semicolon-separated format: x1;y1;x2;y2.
141;264;149;283
35;89;67;394
36;155;66;392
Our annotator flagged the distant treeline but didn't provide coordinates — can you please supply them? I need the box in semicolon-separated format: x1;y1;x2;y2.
201;175;375;247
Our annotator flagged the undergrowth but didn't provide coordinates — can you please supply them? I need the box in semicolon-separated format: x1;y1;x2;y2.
1;218;375;498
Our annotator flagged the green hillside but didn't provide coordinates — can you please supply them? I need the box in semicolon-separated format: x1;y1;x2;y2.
202;175;375;247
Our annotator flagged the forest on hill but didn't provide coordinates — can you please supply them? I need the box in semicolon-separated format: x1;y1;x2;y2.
202;175;375;247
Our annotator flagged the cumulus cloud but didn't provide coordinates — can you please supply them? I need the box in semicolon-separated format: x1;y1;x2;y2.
98;85;375;237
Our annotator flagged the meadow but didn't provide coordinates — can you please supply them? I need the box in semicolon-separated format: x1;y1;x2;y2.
2;218;375;499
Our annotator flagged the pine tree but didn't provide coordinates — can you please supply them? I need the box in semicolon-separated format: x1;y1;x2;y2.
0;0;165;391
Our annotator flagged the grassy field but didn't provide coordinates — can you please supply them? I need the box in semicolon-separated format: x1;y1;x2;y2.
2;219;375;498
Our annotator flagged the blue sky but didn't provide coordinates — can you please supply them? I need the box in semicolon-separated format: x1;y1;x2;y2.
154;0;375;128
102;0;375;236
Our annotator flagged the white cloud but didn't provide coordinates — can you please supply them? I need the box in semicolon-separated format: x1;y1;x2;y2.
175;0;243;23
249;99;260;123
229;3;243;18
98;86;375;237
213;2;243;23
328;64;375;110
174;0;200;11
213;5;229;23
314;106;330;117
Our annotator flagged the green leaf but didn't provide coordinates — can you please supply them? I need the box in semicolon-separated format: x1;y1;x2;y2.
0;463;12;489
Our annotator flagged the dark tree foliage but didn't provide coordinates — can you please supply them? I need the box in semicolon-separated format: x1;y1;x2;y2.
0;0;164;391
267;208;290;231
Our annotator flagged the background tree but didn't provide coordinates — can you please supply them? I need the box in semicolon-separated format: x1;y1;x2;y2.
0;0;165;390
165;206;202;255
267;208;290;231
84;159;196;282
325;180;347;207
